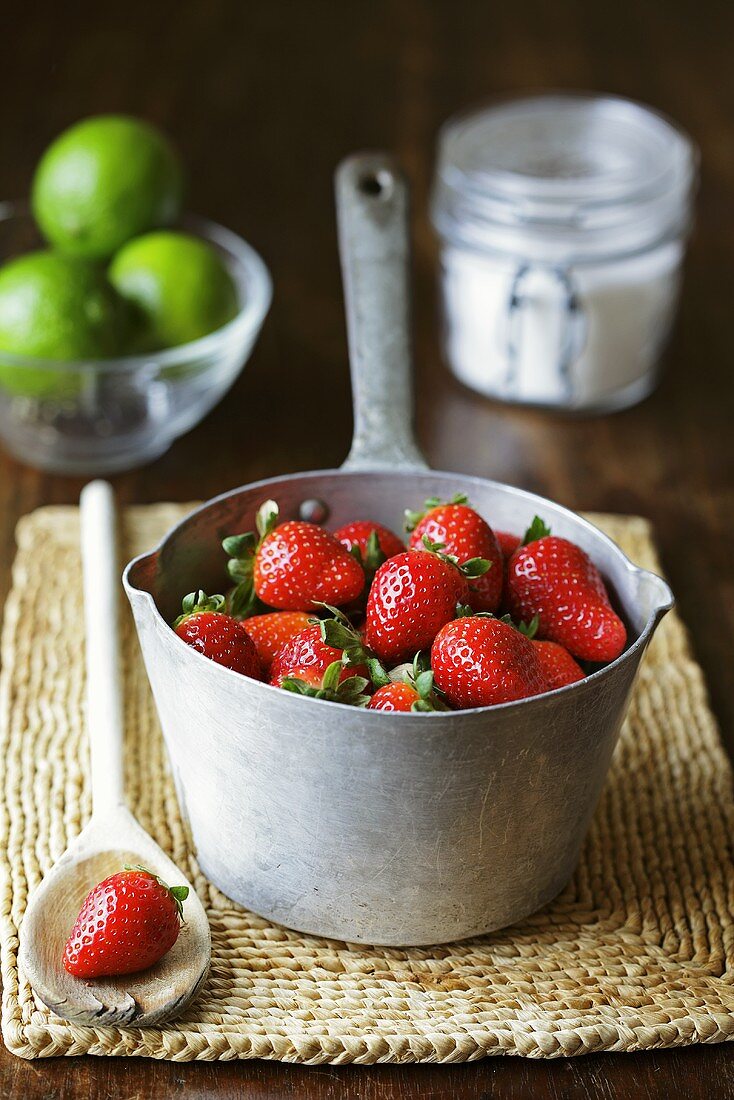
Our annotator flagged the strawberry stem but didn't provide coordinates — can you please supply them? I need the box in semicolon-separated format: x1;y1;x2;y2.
404;492;469;533
222;500;281;619
281;661;371;706
174;591;225;628
348;528;387;577
317;609;392;688
522;515;551;545
388;651;449;712
256;499;279;539
418;536;490;578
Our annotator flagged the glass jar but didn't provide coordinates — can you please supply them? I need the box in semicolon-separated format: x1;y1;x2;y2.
431;94;698;412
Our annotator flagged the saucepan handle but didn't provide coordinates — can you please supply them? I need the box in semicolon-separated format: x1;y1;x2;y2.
335;153;428;472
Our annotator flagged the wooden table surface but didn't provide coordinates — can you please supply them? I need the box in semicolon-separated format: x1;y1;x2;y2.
3;0;733;1095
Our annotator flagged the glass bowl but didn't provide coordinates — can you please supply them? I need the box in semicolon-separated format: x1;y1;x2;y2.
0;204;272;474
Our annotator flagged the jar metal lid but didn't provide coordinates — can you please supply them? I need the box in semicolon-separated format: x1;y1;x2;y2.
431;93;698;262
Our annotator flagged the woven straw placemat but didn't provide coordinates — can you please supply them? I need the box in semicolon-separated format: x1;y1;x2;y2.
1;504;733;1062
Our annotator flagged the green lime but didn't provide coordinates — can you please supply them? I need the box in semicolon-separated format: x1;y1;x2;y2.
32;115;183;261
109;230;239;350
0;250;131;397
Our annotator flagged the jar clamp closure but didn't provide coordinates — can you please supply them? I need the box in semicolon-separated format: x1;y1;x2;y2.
431;94;698;412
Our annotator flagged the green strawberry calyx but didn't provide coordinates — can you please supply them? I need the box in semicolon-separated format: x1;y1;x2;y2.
348;528;387;575
455;606;542;641
513;613;541;639
419;535;490;579
281;661;371;707
521;515;551;545
222;499;279;618
173;590;225;628
314;604;390;689
389;651;450;712
122;864;189;921
404;492;469;533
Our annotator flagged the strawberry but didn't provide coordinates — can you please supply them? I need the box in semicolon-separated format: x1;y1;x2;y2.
63;866;188;978
333;520;405;571
496;530;522;560
367;654;445;712
513;613;586;690
406;494;502;612
431;615;547;709
223;500;365;615
269;618;369;688
364;550;478;665
496;531;522;594
174;591;262;679
280;660;371;707
506;516;627;663
241;611;311;673
367;681;422;712
532;639;585;691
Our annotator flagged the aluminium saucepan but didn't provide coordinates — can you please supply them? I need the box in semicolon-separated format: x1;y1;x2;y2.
123;154;673;946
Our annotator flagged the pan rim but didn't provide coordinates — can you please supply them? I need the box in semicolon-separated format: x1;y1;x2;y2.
123;467;673;720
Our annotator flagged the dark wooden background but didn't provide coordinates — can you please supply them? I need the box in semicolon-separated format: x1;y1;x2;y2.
2;0;733;1095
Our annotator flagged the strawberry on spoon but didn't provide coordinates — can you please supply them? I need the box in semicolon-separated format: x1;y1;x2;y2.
63;866;188;979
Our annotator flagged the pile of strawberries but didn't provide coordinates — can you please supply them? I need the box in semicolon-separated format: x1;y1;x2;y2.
173;494;628;712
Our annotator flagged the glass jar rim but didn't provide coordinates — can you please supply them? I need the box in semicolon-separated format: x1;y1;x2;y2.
432;92;698;257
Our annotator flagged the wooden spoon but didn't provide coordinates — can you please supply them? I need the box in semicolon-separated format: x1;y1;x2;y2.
19;480;211;1026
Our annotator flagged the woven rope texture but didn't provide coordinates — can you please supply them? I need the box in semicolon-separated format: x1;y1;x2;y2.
1;505;732;1062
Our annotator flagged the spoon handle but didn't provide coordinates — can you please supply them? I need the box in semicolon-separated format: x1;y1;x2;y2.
80;480;125;812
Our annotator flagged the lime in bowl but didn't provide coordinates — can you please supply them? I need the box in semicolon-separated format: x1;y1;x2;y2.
0;203;271;474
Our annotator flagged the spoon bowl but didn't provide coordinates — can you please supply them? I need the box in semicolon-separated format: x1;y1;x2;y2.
20;806;210;1026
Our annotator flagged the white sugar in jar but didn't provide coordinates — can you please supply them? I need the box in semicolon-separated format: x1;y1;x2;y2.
431;95;698;412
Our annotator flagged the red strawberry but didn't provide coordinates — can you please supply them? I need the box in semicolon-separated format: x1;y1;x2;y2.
223;501;365;615
367;656;444;712
512;612;586;690
364;550;471;665
506;516;627;663
63;866;188;978
431;615;547;709
174;592;262;679
406;495;502;612
367;681;422;712
269;621;369;687
333;520;405;568
280;659;371;707
242;611;311;673
496;531;522;594
532;639;585;691
496;530;522;560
